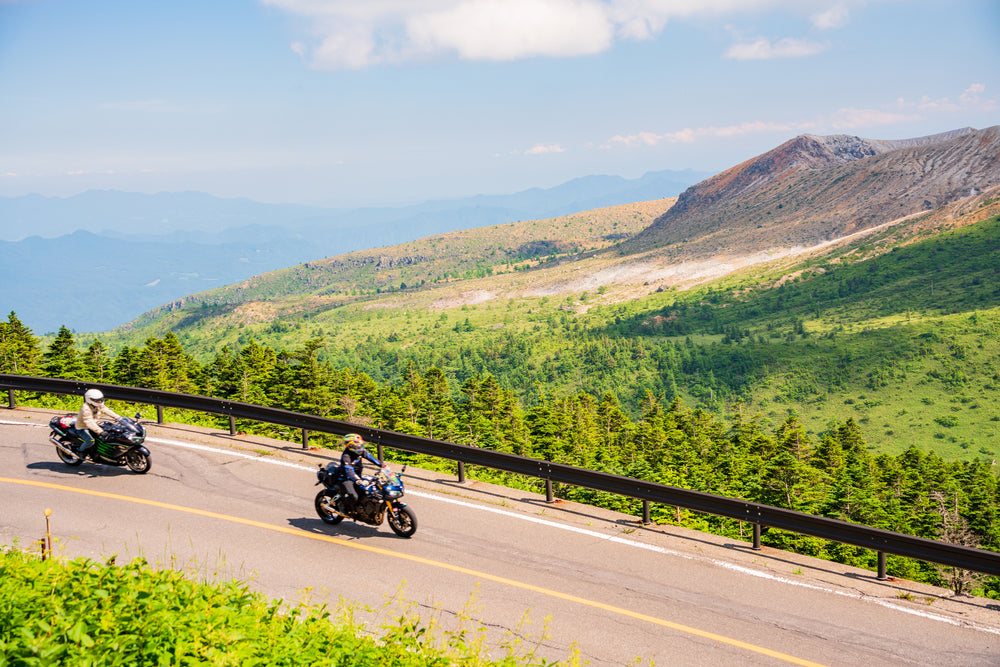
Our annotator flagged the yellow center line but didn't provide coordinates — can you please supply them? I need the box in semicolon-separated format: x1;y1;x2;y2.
3;476;826;667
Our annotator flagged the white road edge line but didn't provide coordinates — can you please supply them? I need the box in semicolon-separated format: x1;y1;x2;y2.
8;419;999;635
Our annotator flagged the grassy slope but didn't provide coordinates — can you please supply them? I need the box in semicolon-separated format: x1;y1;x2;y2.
720;215;1000;459
87;194;1000;462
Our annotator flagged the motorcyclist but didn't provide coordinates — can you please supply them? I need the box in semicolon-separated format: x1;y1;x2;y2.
74;388;121;456
338;433;381;513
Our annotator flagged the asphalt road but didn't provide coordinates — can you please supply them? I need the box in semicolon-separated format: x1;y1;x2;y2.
2;408;999;666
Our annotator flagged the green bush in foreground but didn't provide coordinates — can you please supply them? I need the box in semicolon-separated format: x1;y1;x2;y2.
0;548;570;666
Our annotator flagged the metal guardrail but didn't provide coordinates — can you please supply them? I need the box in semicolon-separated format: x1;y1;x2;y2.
4;373;1000;579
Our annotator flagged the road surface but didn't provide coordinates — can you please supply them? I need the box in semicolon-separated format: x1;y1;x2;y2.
2;408;998;665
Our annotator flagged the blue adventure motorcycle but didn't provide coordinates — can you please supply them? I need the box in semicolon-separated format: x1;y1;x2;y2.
314;461;416;537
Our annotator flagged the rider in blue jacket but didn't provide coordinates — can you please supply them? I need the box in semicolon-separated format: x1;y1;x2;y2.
339;433;381;512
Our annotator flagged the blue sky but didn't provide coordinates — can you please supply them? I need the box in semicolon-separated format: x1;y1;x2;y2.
1;0;997;209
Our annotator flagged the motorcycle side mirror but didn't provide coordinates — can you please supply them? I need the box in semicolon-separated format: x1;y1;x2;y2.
401;464;408;473
134;412;142;420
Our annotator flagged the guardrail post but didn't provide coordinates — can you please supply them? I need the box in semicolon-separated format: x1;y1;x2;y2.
457;461;466;483
301;429;309;450
752;523;762;550
642;500;651;525
7;389;14;409
156;405;164;424
376;442;384;461
877;551;888;580
545;479;554;503
228;415;236;436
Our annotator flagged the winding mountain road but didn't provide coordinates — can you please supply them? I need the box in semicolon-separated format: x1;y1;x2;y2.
2;408;998;666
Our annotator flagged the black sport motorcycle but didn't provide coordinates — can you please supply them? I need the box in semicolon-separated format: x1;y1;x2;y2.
49;414;151;474
314;461;417;537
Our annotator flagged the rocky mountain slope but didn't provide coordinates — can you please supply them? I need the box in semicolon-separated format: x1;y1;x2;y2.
625;126;1000;258
112;126;1000;341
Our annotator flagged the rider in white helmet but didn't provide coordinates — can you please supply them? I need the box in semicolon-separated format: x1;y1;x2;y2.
74;389;121;455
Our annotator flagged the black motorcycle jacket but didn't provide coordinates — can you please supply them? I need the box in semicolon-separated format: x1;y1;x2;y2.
339;447;381;483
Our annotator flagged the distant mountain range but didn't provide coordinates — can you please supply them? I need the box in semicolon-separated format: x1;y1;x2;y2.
120;125;1000;354
0;169;708;333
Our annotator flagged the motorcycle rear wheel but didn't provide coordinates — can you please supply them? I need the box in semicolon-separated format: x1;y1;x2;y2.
125;449;151;474
55;444;84;466
388;506;417;538
315;490;345;525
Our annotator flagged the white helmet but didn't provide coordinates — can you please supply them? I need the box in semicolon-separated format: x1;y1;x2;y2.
84;388;105;407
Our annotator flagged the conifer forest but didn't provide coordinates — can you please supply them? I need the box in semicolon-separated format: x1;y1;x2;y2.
3;309;998;597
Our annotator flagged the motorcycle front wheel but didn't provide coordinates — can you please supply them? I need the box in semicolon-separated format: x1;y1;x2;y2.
387;506;417;537
315;490;344;525
125;449;151;474
55;442;83;467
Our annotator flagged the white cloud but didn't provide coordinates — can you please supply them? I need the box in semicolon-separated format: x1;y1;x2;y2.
604;83;995;152
960;82;987;105
900;84;996;114
261;0;856;69
825;107;915;129
409;0;614;61
608;120;798;147
811;3;849;29
525;143;566;155
725;36;827;60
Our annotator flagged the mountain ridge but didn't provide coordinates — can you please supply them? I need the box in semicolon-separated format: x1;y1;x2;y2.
626;125;1000;257
107;125;1000;344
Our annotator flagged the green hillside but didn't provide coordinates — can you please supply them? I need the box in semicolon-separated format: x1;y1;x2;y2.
9;212;1000;591
85;210;1000;463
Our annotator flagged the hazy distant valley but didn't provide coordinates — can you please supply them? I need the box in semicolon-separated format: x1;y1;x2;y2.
1;169;707;333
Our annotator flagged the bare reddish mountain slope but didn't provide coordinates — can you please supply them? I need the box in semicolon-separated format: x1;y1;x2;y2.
625;126;1000;257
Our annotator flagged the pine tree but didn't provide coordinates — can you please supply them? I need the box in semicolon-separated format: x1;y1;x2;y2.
111;346;142;387
0;311;41;374
135;333;199;392
420;366;457;441
42;326;85;380
82;340;112;382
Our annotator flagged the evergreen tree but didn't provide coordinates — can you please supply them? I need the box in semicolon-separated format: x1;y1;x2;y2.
82;340;113;382
420;366;458;441
111;346;142;387
135;333;199;392
42;326;85;380
208;339;277;405
0;312;40;374
270;338;336;416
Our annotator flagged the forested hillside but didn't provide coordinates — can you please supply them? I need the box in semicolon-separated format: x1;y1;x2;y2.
7;128;1000;592
4;284;1000;594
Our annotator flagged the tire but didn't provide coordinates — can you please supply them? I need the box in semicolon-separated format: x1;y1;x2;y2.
315;490;344;525
387;506;417;538
124;449;151;474
55;443;84;467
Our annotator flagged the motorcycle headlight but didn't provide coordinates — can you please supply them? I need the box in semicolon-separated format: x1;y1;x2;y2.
127;433;144;444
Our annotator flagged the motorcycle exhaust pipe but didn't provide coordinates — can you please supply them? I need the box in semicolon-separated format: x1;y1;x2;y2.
49;435;80;459
320;496;350;519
